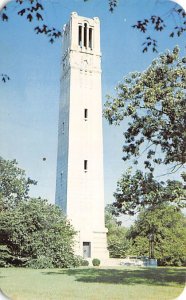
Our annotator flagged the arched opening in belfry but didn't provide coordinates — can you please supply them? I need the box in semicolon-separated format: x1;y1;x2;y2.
78;23;93;49
89;28;93;48
78;25;82;47
84;23;87;47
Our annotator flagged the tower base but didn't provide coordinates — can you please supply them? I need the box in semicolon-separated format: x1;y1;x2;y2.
74;228;109;260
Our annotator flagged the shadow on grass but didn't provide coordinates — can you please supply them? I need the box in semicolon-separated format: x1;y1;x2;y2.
43;267;186;286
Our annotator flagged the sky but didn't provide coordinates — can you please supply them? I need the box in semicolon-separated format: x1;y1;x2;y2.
0;0;185;226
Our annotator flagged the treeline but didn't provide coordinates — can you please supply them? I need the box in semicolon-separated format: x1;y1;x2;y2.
0;157;185;268
106;205;186;266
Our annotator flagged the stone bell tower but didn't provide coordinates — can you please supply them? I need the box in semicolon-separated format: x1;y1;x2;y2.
55;12;109;260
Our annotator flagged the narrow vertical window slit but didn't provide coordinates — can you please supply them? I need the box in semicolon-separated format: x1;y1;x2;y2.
60;172;63;186
62;122;64;134
84;160;88;172
84;109;88;120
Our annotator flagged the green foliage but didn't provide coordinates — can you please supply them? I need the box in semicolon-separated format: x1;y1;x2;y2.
72;255;89;267
25;256;54;269
105;206;131;257
127;204;186;266
104;47;186;172
0;157;36;209
0;157;78;268
0;245;12;267
112;169;185;215
104;50;186;215
92;258;100;266
81;260;89;266
0;198;77;268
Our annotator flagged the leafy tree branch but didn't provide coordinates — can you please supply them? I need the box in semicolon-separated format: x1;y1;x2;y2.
0;157;37;209
104;47;186;172
111;169;186;216
132;7;186;52
1;0;62;44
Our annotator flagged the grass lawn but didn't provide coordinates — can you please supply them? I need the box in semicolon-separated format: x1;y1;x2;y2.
0;267;185;300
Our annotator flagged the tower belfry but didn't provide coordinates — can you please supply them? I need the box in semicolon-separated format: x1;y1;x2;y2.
55;12;109;260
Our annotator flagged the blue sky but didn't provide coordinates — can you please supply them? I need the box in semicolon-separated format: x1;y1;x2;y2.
0;0;185;225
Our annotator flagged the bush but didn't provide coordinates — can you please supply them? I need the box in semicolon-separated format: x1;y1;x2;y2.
0;245;12;267
72;255;83;267
92;258;100;266
25;256;54;269
81;260;89;266
0;197;77;269
73;256;89;267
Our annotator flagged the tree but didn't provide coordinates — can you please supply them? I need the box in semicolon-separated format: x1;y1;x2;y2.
0;198;77;268
105;206;131;258
0;157;78;268
104;47;186;173
0;157;37;209
112;169;186;216
127;204;186;266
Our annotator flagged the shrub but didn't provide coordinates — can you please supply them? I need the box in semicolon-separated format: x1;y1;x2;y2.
73;256;89;267
25;256;54;269
73;255;84;267
92;258;100;266
81;260;89;266
0;245;12;267
0;196;77;269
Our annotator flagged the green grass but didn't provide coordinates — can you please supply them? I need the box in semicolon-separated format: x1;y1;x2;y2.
0;267;185;300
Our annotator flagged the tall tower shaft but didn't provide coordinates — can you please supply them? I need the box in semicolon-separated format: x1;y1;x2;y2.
55;12;109;259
